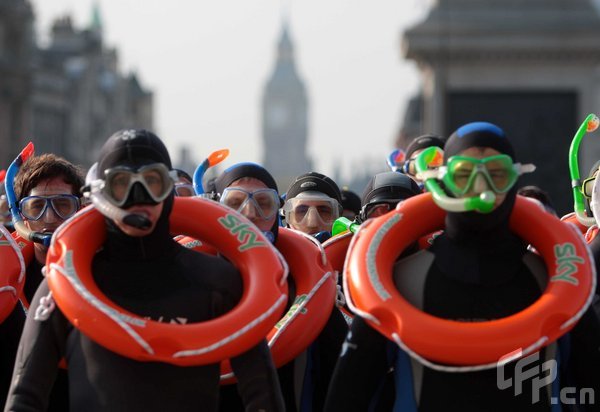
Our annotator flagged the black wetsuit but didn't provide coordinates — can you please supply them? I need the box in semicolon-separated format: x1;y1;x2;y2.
0;305;24;409
5;212;284;411
1;259;69;412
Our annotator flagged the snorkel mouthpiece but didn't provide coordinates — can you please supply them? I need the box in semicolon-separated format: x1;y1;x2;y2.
570;113;600;226
5;142;52;246
122;214;152;230
415;146;496;213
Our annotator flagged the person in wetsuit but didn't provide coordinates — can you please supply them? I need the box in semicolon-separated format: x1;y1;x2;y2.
324;123;600;411
5;130;284;412
1;154;84;410
215;163;348;412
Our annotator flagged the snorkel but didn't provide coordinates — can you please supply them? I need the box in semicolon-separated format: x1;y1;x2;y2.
386;149;405;172
331;217;359;236
193;149;229;195
4;142;54;246
415;146;496;213
569;113;600;226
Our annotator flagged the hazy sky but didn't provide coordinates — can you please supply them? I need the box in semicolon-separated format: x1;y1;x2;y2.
32;0;430;183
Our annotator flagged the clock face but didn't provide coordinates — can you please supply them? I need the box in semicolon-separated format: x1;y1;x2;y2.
267;105;289;128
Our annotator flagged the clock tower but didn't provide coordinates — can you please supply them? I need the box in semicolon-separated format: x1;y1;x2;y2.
262;22;312;191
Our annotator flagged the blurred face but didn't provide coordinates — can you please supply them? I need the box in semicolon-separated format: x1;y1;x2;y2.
174;176;194;197
456;147;507;210
23;177;78;262
363;201;398;220
285;195;339;235
112;201;164;237
226;178;277;233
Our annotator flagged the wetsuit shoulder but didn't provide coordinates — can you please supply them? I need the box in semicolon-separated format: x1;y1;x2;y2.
5;280;69;412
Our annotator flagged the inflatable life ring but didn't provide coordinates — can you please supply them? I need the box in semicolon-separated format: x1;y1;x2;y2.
173;234;217;255
10;232;34;309
561;212;590;235
45;197;289;366
345;193;595;370
585;225;599;243
0;225;26;322
220;227;337;383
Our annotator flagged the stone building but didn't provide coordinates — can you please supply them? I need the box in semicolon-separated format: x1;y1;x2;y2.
401;0;600;214
0;1;153;170
0;0;34;169
33;8;153;168
262;22;312;191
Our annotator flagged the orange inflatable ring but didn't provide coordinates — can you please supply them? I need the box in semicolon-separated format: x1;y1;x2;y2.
220;227;337;383
561;212;589;235
0;225;26;322
345;193;595;371
46;197;289;366
560;212;598;243
585;225;599;243
323;231;355;323
173;234;218;255
9;232;34;309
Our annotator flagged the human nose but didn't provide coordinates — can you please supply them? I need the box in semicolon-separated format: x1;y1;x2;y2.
41;203;59;223
240;199;258;220
305;206;320;226
472;173;489;194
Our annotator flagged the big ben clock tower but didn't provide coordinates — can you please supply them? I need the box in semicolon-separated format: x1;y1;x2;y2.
262;21;312;191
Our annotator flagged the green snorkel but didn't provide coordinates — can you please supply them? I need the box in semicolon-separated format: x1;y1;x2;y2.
569;113;600;227
415;146;496;213
331;217;359;236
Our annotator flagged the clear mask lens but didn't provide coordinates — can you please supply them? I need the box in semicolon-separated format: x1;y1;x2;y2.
364;202;394;219
283;197;340;225
19;195;80;221
220;188;280;220
103;164;174;207
582;176;596;199
174;183;195;197
445;155;518;195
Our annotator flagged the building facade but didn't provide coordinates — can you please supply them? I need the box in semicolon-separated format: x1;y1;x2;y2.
0;1;153;170
0;0;34;169
401;0;600;214
33;10;153;168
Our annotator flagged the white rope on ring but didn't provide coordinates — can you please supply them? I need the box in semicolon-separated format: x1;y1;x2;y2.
34;291;56;322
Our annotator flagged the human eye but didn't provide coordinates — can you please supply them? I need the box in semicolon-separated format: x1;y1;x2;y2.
294;204;309;218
